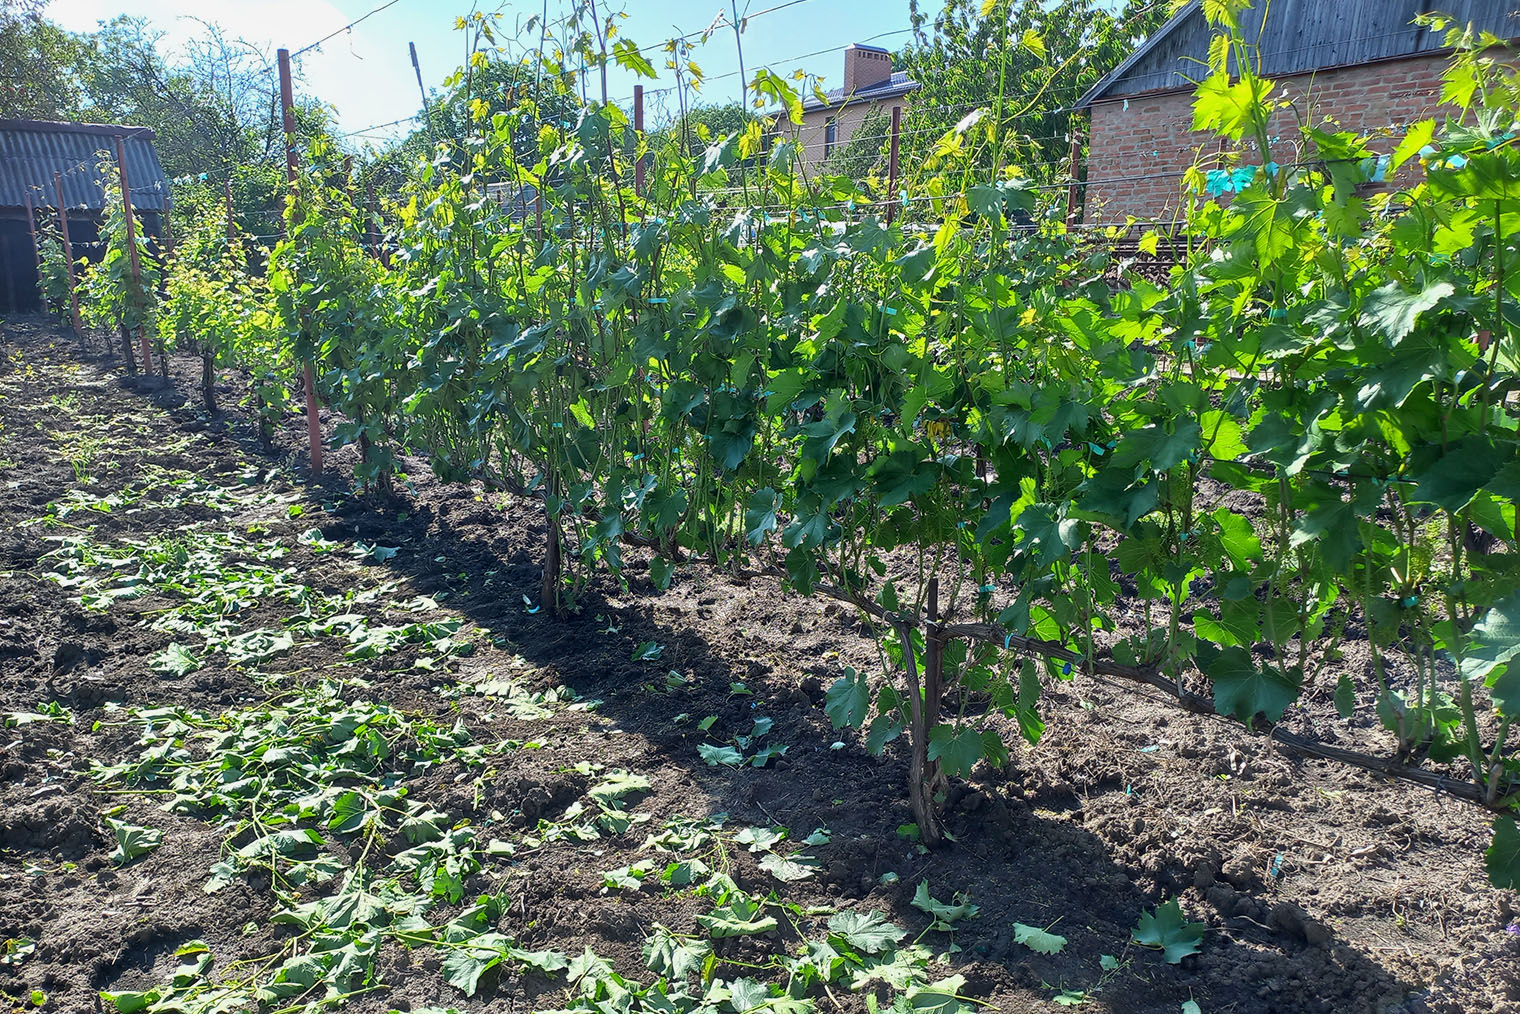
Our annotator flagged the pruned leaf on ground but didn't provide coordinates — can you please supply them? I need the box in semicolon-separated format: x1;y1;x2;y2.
1;936;36;967
698;743;743;766
101;989;162;1013
734;825;787;853
588;770;651;808
913;882;979;927
1012;922;1066;954
757;852;819;882
151;642;200;677
225;628;295;666
696;897;778;938
603;860;655;891
642;924;712;979
827;910;905;954
902;975;970;1014
1132;899;1204;963
235;828;322;861
106;818;162;866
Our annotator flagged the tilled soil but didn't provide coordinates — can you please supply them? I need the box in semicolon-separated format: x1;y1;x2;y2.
1;319;1517;1014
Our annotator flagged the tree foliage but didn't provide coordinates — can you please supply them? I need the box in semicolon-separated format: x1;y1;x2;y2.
896;0;1169;180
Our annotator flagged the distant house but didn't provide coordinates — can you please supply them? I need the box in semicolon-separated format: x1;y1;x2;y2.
797;44;918;168
0;119;168;313
1074;0;1520;224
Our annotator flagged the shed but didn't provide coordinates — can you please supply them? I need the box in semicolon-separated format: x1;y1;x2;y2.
0;119;168;313
1074;0;1520;223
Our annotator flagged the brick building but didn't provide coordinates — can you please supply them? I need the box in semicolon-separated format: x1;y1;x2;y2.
797;44;918;169
1074;0;1520;224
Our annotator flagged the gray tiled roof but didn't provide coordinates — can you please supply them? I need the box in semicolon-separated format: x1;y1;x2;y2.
803;71;919;112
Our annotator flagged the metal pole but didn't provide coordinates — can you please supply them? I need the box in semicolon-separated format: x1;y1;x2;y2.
115;134;152;374
54;172;81;337
1065;119;1083;226
410;42;434;142
634;84;645;198
278;46;324;475
886;105;901;226
366;178;381;261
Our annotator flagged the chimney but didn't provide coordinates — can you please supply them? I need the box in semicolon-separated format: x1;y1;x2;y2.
842;44;892;96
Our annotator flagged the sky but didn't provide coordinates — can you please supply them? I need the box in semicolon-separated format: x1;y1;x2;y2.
43;0;918;146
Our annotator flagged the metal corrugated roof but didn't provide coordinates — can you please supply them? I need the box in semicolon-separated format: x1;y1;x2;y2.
1078;0;1520;107
0;119;167;212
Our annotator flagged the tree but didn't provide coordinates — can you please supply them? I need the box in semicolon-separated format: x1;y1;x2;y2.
73;17;337;243
895;0;1169;184
0;1;84;119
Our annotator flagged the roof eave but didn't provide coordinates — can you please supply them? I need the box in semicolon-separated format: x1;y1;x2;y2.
1075;0;1200;109
0;118;157;139
802;79;920;113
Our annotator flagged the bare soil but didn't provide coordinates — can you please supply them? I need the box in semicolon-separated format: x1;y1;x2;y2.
1;319;1517;1014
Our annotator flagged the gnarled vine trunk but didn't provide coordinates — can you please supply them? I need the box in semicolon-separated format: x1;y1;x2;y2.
201;352;216;413
119;324;137;375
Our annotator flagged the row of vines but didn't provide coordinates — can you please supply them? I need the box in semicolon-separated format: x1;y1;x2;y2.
36;4;1520;884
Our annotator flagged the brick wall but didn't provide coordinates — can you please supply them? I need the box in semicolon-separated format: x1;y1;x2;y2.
1082;51;1454;224
798;100;904;169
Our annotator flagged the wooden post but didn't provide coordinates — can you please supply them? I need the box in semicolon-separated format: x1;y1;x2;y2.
633;84;645;198
886;104;901;226
162;194;175;259
366;177;384;263
1065;118;1083;226
54;172;81;337
279;45;324;475
115;134;152;374
224;177;236;242
24;194;43;312
156;194;172;378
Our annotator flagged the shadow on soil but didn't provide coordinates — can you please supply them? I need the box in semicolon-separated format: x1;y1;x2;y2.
7;318;1424;1013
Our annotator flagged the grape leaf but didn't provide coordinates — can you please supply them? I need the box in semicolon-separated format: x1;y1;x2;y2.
697;743;743;767
757;852;819;882
1197;643;1299;722
106;818;162;866
1487;817;1520;890
697;897;777;938
643;924;712;978
824;668;869;729
827;910;905;954
151;642;200;678
1012;922;1066;955
1132;899;1204;963
912;882;979;926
